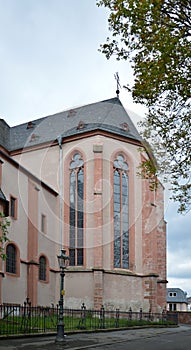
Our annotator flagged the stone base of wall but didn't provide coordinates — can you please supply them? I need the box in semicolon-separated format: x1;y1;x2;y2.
65;269;166;312
177;311;191;324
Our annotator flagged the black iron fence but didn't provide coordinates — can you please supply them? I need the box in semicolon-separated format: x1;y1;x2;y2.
0;302;178;337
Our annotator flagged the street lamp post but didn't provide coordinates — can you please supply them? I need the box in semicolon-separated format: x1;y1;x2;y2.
55;249;69;343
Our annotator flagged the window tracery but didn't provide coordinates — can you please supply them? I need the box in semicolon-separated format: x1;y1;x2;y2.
69;153;84;266
113;154;129;269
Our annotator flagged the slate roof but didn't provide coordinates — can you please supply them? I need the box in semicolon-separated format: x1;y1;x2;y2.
0;119;10;150
167;288;188;303
0;188;7;202
0;98;142;152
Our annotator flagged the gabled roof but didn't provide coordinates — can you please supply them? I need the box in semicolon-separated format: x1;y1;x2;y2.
0;150;58;197
167;288;188;303
5;97;142;151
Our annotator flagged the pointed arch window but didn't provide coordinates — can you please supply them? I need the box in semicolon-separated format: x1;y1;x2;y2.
6;244;16;274
69;153;84;266
113;154;129;269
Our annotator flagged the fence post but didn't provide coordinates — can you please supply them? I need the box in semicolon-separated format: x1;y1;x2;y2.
115;308;119;328
128;307;132;321
162;308;167;323
78;303;87;329
100;305;105;329
21;297;31;333
140;308;142;321
149;307;151;320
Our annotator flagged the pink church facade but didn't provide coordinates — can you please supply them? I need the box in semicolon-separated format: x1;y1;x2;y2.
0;98;167;311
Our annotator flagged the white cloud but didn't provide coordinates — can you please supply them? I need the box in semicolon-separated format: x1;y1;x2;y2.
168;278;191;297
168;251;191;278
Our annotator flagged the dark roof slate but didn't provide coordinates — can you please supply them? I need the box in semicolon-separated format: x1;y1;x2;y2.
1;98;142;151
0;119;10;150
0;188;7;202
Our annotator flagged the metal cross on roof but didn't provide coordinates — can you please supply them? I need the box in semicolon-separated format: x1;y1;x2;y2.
114;72;121;98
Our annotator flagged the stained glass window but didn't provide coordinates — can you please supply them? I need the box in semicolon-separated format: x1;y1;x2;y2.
69;153;84;266
113;155;129;269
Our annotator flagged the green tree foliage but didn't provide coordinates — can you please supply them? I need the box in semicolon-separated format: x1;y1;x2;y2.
97;0;191;212
0;212;10;259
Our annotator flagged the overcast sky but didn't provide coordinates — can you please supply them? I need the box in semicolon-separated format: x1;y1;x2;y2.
0;0;191;296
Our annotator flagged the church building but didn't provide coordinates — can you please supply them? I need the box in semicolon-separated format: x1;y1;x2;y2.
0;97;167;311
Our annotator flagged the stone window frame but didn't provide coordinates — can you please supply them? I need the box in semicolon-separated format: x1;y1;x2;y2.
5;242;20;277
39;255;49;283
113;153;129;270
69;152;84;267
10;195;18;220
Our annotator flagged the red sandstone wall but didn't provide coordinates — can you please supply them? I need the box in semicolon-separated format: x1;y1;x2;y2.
141;164;167;312
177;311;191;324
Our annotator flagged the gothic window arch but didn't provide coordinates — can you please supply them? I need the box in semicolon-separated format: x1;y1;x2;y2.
6;243;17;274
113;154;129;269
69;153;84;266
39;255;47;281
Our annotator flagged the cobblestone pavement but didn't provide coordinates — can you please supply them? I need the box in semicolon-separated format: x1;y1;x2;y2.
0;325;190;350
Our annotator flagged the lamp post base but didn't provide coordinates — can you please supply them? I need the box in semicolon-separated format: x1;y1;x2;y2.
55;323;66;343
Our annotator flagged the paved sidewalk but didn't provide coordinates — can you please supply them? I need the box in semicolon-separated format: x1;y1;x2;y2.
0;326;190;350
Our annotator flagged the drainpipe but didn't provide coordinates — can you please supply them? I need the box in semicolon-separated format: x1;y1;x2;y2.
57;136;63;250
